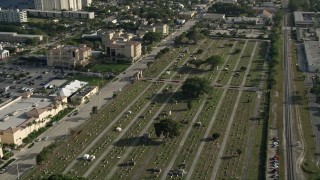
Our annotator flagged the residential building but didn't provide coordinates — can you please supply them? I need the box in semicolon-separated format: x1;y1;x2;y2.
0;32;43;43
0;95;68;145
0;8;27;23
178;11;196;20
34;0;82;11
0;45;9;60
221;0;237;3
27;9;94;19
47;44;92;68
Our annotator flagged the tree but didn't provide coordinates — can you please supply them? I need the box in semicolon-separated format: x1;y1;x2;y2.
236;149;242;156
204;55;224;69
143;32;163;45
91;106;98;115
234;49;241;54
240;66;247;71
181;77;210;98
187;100;193;110
25;39;37;46
154;118;180;138
212;133;220;140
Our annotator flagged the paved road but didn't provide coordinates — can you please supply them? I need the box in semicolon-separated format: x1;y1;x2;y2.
210;41;257;179
185;40;248;179
283;14;298;180
0;20;197;179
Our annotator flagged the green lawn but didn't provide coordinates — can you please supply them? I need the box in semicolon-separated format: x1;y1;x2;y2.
90;63;131;73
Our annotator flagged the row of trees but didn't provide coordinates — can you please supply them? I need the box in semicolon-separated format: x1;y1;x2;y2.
188;55;224;69
36;144;57;165
208;3;254;17
155;47;170;59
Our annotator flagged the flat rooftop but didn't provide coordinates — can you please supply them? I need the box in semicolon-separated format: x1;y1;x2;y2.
0;97;52;130
305;41;320;70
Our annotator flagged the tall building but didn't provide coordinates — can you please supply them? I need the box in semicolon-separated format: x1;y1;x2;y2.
47;44;92;68
0;8;27;23
34;0;82;11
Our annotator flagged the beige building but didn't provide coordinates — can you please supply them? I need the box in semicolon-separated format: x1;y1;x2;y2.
47;44;92;68
105;39;141;63
178;11;196;20
102;30;141;63
71;86;98;104
0;8;28;23
0;32;43;43
0;95;68;145
137;24;169;36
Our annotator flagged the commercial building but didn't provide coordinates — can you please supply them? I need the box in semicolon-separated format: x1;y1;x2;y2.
47;44;92;68
105;38;141;63
304;41;320;72
0;95;68;145
27;9;94;19
71;86;98;104
226;17;262;25
0;32;43;43
202;13;226;21
101;30;141;63
0;8;27;23
294;11;320;27
34;0;82;11
137;24;169;35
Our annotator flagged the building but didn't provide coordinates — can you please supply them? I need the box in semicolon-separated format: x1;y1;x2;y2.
0;45;9;60
34;0;82;11
47;44;92;68
202;13;226;21
105;39;141;63
137;24;169;36
0;95;68;145
0;32;43;43
178;11;196;20
226;17;262;25
0;8;27;23
27;9;94;19
71;86;98;104
221;0;237;3
304;41;320;72
55;80;88;99
294;11;320;27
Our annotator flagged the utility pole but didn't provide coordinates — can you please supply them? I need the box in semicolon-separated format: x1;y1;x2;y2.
17;161;19;179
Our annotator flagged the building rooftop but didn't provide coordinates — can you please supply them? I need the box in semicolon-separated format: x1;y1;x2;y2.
55;80;88;97
305;41;320;70
0;96;52;130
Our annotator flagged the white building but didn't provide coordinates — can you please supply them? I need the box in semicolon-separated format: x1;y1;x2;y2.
34;0;82;11
27;9;94;19
0;45;9;60
0;32;43;43
0;8;27;23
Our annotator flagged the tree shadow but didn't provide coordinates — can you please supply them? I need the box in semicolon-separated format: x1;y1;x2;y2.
113;137;163;147
200;137;212;142
221;155;236;160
